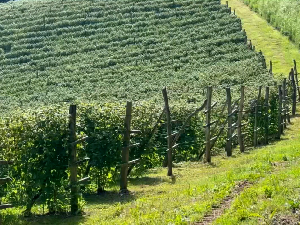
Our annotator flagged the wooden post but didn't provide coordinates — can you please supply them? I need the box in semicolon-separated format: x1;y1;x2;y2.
205;87;212;163
264;87;270;144
269;61;273;75
69;105;78;214
282;78;287;128
226;87;232;157
290;68;297;116
120;102;132;191
238;86;245;153
205;86;212;162
254;86;262;147
226;1;228;7
278;85;283;139
293;60;300;101
162;88;173;176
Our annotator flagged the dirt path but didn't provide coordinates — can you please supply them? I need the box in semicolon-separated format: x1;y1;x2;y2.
221;0;300;75
194;181;251;225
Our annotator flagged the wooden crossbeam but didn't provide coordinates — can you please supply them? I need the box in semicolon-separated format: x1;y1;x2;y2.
70;136;89;146
119;158;140;167
0;178;12;185
77;177;90;185
0;161;13;166
0;204;13;210
204;102;217;113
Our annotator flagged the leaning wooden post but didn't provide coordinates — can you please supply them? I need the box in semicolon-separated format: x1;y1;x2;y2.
120;102;132;192
162;88;173;176
254;86;262;147
278;85;283;139
264;87;270;145
69;105;78;214
293;60;300;101
282;78;287;128
290;68;297;116
269;61;273;75
238;86;245;153
205;86;212;162
225;87;232;156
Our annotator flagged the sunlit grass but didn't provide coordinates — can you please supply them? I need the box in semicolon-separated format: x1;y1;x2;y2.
222;0;300;76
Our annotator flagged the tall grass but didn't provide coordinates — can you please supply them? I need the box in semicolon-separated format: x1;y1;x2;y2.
242;0;300;48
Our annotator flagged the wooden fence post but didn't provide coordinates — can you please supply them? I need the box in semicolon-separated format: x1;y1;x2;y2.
238;86;245;153
293;60;300;101
205;86;212;162
120;102;132;192
264;87;270;144
162;88;173;176
0;161;13;212
69;105;78;214
226;87;232;156
269;61;273;75
254;86;262;147
282;78;287;128
226;1;228;7
278;85;283;139
290;68;297;116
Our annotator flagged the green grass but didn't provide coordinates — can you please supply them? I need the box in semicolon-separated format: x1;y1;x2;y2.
242;0;300;48
2;113;300;224
0;0;268;112
222;0;300;76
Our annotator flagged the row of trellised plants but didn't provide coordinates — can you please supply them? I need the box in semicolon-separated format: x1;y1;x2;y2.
0;61;299;217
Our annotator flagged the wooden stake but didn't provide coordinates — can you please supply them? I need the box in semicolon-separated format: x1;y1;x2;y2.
120;102;132;191
226;87;232;156
69;105;78;214
205;86;212;162
290;68;297;116
282;78;287;128
264;87;270;144
269;61;273;75
278;85;283;139
238;86;245;152
293;60;300;101
162;88;173;176
254;86;262;147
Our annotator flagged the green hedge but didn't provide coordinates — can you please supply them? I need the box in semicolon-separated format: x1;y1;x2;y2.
0;80;289;214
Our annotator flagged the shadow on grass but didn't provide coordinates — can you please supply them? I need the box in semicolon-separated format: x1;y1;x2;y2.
1;211;87;225
84;190;136;206
129;176;166;186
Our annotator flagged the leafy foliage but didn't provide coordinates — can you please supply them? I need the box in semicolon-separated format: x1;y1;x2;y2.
0;0;270;112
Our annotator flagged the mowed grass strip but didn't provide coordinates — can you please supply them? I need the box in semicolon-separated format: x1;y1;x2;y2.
221;0;300;76
2;113;300;224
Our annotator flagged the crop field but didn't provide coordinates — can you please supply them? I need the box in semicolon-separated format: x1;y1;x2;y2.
0;0;270;111
0;0;293;224
241;0;300;48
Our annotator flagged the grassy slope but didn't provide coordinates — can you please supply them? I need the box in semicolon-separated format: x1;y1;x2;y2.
221;0;300;76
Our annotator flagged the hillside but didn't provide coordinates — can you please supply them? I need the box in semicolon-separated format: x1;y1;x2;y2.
0;0;269;111
242;0;300;49
223;0;300;75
